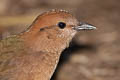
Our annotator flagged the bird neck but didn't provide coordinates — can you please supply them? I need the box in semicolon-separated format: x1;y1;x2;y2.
20;31;71;54
19;31;71;80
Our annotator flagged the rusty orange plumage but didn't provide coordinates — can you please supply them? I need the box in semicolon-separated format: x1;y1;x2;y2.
0;9;96;80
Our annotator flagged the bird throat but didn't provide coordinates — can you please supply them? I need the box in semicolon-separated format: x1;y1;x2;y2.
19;32;72;80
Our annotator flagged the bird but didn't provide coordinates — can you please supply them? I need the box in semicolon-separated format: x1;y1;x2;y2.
0;9;96;80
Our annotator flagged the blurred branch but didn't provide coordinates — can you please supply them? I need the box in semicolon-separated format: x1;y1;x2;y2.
0;15;36;26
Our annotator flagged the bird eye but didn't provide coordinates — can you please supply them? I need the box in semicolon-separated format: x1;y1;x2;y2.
58;22;66;29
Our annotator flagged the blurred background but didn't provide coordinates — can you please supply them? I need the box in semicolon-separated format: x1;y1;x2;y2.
0;0;120;80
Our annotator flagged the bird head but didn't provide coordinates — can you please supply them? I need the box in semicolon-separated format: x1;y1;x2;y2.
28;10;96;39
21;9;96;53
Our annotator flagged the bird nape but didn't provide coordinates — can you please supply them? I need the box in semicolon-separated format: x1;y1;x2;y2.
0;9;96;80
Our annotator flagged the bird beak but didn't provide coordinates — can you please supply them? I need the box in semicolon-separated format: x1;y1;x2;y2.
73;22;96;31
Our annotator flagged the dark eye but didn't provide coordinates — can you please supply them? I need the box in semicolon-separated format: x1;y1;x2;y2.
58;22;66;29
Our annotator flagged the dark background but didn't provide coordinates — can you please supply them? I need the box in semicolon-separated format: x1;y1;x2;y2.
0;0;120;80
